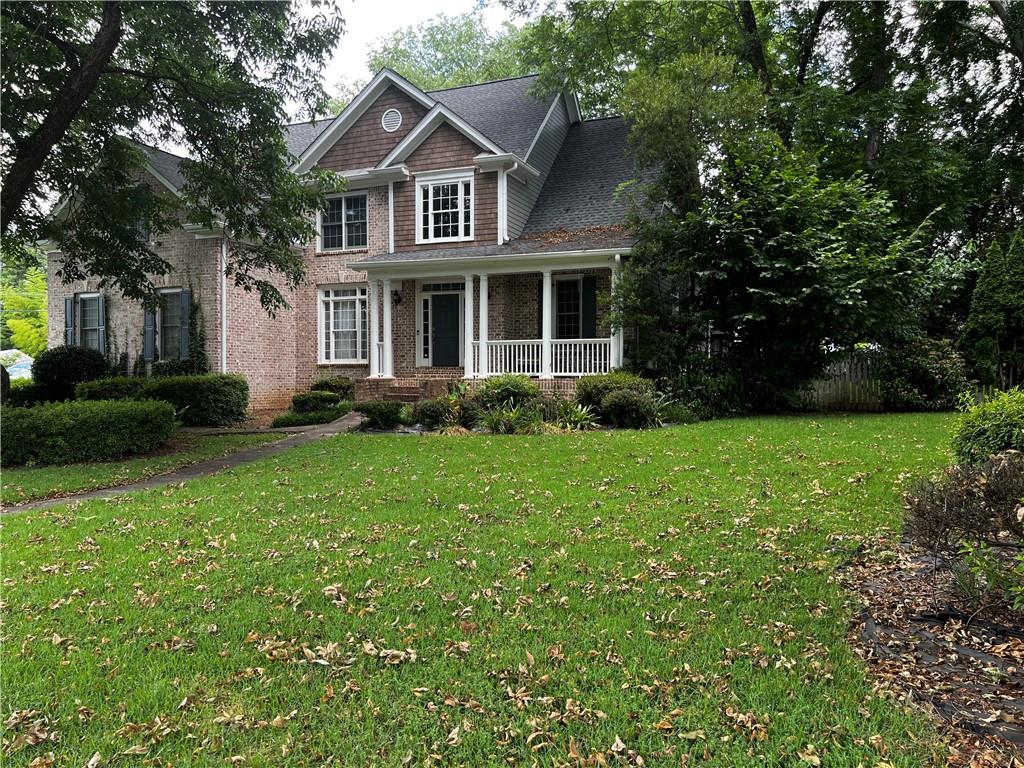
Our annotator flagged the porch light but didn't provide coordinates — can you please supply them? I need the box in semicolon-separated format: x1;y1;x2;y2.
391;289;402;305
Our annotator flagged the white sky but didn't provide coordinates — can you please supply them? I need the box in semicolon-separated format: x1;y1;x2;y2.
295;0;516;120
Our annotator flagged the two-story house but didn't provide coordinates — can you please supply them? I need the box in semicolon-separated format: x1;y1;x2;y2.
46;70;642;409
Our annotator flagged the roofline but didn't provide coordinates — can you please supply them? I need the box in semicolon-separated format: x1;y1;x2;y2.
376;103;506;167
425;73;540;94
349;245;631;274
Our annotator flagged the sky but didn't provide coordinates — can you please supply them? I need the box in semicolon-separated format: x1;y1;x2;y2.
295;0;517;120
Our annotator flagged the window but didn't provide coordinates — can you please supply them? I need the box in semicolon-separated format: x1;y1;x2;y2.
320;194;367;251
319;285;368;363
555;277;582;339
159;288;182;360
416;172;473;243
78;294;102;351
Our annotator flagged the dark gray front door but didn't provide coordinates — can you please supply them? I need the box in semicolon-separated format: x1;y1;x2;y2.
431;293;460;367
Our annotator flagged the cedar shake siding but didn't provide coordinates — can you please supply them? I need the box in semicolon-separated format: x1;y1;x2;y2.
316;86;429;172
394;123;498;251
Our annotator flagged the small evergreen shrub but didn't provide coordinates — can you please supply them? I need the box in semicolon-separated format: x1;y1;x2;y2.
576;371;655;411
879;337;969;412
413;397;454;430
1;399;175;466
137;374;249;426
476;374;541;410
310;376;355;399
271;405;350;428
658;401;698;424
32;345;108;402
292;390;341;413
4;379;44;408
75;376;146;401
952;388;1024;465
600;389;659;429
355;400;404;429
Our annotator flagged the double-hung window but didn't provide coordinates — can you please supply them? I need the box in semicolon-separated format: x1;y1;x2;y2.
320;194;368;251
78;293;103;351
159;288;183;360
416;171;473;243
319;285;368;363
555;277;582;339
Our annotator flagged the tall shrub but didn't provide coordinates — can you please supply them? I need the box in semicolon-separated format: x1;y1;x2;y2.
31;345;108;402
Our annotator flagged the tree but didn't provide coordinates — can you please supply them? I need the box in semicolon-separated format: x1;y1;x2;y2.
0;267;48;356
963;233;1024;388
1;1;344;312
365;11;532;91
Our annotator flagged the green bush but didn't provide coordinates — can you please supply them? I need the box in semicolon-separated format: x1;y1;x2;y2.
4;379;44;408
879;337;969;412
479;401;543;434
1;399;175;466
600;389;659;429
271;405;350;428
413;397;454;430
354;400;404;430
951;388;1024;465
310;376;355;399
292;390;341;413
151;357;208;378
137;374;249;426
659;401;698;424
476;374;541;410
576;371;655;411
557;401;598;431
660;367;745;420
32;345;108;402
75;376;147;401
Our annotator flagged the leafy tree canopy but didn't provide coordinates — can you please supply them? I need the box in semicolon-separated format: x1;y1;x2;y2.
0;249;48;355
963;232;1024;387
1;0;344;312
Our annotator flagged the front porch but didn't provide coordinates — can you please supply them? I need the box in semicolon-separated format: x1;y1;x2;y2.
359;252;626;381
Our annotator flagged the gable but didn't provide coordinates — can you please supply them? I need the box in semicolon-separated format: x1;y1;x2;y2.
317;86;430;172
404;122;489;173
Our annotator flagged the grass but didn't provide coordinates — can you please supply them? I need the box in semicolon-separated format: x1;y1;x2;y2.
1;414;952;767
1;431;284;505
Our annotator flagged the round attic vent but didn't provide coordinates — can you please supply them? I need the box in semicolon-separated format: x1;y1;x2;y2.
381;108;402;133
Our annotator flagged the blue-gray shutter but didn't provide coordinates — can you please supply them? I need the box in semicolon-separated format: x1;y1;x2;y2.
97;294;107;354
582;276;597;338
179;289;191;360
64;297;75;346
143;307;156;361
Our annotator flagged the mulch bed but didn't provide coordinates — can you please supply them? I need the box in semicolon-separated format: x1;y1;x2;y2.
840;538;1023;766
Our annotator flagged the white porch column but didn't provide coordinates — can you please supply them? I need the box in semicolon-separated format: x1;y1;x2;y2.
478;273;489;377
613;254;625;368
463;273;475;378
381;278;394;378
541;269;553;379
368;278;380;377
609;259;621;370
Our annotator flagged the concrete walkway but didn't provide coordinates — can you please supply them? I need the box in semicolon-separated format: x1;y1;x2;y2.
2;412;364;515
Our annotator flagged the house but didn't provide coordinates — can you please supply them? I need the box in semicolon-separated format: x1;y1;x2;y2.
45;70;642;409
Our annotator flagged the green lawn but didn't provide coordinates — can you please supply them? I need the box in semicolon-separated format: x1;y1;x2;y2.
1;414;952;767
1;431;284;505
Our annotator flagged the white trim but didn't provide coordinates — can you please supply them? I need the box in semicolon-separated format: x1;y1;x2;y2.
414;170;475;245
331;164;409;190
382;278;394;378
541;270;553;379
565;90;583;124
219;239;228;373
387;181;395;253
497;168;507;245
381;108;403;133
377;104;504;168
293;69;435;173
525;94;562;162
74;291;102;352
368;279;380;375
316;192;369;253
317;284;370;365
473;153;540;181
552;274;583;340
478;273;489;377
350;246;630;274
415;279;466;367
463;273;475;379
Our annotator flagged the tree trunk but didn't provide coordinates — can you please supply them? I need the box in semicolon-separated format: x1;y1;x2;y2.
796;2;832;88
735;0;773;94
1;1;123;235
862;1;891;169
988;1;1024;68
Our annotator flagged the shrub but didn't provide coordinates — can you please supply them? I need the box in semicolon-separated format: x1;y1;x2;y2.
292;390;341;413
879;337;969;412
476;374;541;410
1;399;175;466
951;388;1024;465
660;366;746;420
4;379;44;408
456;395;484;429
557;401;598;431
905;451;1024;610
271;406;350;428
137;374;249;426
310;376;355;399
480;402;525;434
32;345;108;402
413;397;454;430
75;376;146;401
151;357;208;378
600;389;659;429
576;371;655;411
659;401;698;424
354;400;404;430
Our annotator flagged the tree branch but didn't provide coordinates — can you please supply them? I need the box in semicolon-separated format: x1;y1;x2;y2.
796;1;832;88
988;0;1024;68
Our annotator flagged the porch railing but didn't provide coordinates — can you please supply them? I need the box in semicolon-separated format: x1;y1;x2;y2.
472;338;611;377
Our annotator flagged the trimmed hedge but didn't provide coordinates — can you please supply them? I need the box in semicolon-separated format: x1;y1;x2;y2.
76;376;147;401
271;405;351;428
576;372;655;411
1;399;175;466
136;374;248;426
310;376;355;399
600;389;659;429
354;400;404;430
952;388;1024;465
32;345;108;402
4;379;44;408
292;390;341;413
413;397;454;430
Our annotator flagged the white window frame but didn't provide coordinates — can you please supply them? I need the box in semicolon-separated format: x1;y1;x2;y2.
317;192;369;252
552;275;584;340
317;284;369;364
157;287;184;360
76;292;102;351
415;169;474;245
415;280;465;367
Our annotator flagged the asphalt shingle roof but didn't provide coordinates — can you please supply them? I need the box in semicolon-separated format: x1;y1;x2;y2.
427;75;551;158
140;144;188;189
284;118;333;159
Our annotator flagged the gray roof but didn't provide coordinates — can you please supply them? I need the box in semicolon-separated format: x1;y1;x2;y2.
284;118;333;159
140;144;187;189
523;118;639;235
428;75;551;158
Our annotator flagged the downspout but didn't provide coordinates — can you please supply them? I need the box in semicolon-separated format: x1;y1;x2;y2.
219;237;228;373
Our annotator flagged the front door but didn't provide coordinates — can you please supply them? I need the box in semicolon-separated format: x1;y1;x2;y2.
431;293;461;367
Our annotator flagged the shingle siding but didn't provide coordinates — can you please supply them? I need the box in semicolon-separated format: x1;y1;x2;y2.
507;95;571;238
